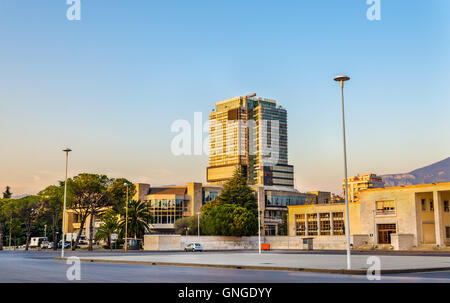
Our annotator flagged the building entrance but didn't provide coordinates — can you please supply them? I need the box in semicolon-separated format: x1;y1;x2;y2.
377;224;396;244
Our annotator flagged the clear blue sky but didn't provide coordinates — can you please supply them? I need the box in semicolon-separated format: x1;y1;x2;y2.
0;0;449;195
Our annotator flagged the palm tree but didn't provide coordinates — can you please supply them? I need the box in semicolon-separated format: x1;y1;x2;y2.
94;210;119;251
119;200;152;240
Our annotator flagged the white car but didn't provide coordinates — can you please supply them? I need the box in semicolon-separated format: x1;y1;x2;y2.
184;243;203;252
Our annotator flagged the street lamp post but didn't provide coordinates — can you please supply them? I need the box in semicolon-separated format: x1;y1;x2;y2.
334;75;352;270
124;183;129;253
61;147;72;258
258;190;261;255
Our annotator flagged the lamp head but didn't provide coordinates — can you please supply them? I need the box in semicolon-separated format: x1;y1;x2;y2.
63;148;72;153
334;75;350;82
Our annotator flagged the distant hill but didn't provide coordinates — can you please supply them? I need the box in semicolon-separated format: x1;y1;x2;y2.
381;157;450;187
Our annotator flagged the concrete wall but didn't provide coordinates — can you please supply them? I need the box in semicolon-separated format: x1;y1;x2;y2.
143;235;353;251
144;235;182;251
265;236;347;250
351;234;370;249
391;234;415;251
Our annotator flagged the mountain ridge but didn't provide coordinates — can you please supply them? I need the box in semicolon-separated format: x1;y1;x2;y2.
381;157;450;187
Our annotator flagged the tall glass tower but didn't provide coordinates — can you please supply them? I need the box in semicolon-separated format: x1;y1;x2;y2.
207;94;294;187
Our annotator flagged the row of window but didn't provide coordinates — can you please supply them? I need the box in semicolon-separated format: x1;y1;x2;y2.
420;199;450;212
295;212;345;236
376;199;450;215
376;200;395;214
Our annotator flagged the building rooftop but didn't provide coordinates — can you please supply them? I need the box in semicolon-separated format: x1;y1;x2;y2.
362;181;450;192
147;187;187;195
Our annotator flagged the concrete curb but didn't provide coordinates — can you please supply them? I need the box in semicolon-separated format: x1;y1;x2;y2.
53;257;450;275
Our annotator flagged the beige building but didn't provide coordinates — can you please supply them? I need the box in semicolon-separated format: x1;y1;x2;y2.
360;182;450;247
343;173;384;203
288;182;450;250
65;207;111;244
134;182;222;234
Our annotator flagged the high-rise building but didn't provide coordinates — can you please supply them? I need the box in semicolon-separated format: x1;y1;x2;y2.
342;173;385;203
206;94;294;187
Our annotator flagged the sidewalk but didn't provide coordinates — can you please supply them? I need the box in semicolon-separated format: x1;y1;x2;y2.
55;252;450;275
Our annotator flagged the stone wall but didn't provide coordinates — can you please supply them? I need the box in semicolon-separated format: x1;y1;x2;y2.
143;235;352;251
391;234;415;251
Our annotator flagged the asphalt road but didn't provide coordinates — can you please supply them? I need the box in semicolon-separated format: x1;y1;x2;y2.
1;250;450;283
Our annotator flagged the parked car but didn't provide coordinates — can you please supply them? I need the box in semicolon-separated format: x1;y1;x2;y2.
57;241;71;249
40;240;51;249
184;243;203;252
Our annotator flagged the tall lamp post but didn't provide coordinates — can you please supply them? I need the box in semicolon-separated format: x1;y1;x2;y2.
334;75;352;270
258;191;261;255
254;169;262;255
124;183;129;253
61;147;72;258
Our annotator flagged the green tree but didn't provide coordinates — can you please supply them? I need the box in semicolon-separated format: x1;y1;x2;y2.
38;184;64;250
13;196;42;250
199;168;258;236
2;186;12;199
0;199;8;250
174;217;197;235
108;179;136;213
68;174;136;251
200;204;257;236
94;209;119;250
7;217;22;249
278;212;288;236
119;200;151;240
68;174;114;251
215;168;257;212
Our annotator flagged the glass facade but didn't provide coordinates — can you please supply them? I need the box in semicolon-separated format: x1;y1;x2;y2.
207;95;294;187
202;190;219;204
145;199;184;224
265;194;316;207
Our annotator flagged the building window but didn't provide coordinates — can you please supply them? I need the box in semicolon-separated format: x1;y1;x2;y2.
446;227;450;239
319;213;331;235
332;212;344;235
265;225;276;236
307;214;318;235
376;200;395;215
295;214;306;236
430;200;434;211
202;190;219;204
444;201;449;212
421;199;426;211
